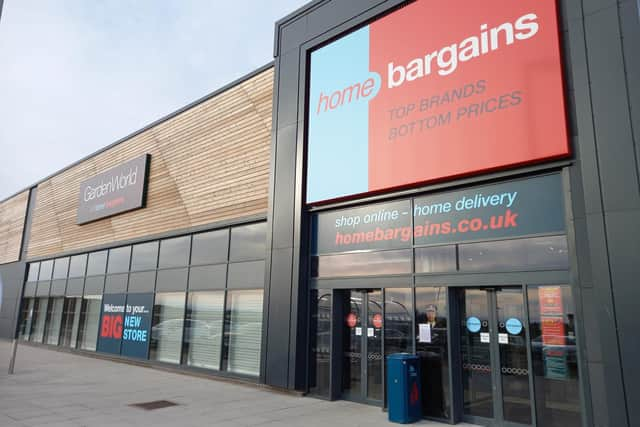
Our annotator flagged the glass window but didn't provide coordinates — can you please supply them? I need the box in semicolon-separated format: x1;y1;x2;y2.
527;285;581;427
309;289;331;397
229;223;266;262
78;296;102;351
45;297;65;345
149;292;186;364
60;297;82;348
19;298;36;340
107;246;131;274
188;265;226;291
69;254;87;278
156;268;188;292
184;291;225;370
224;290;263;376
385;288;413;355
104;274;128;294
131;241;158;271
159;236;191;268
415;245;457;273
53;258;70;280
30;297;49;343
459;235;569;272
39;260;53;281
191;229;229;265
128;271;156;294
87;251;108;276
312;249;412;278
415;287;450;419
27;263;40;282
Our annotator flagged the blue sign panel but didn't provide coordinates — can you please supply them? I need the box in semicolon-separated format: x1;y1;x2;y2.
120;293;153;359
506;318;523;335
466;316;482;333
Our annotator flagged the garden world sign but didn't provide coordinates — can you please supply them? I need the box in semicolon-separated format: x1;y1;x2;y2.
77;154;150;224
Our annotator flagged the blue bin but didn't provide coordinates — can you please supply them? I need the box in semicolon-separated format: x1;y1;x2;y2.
387;353;422;424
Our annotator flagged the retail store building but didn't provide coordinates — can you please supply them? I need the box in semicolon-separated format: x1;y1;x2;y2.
0;1;638;426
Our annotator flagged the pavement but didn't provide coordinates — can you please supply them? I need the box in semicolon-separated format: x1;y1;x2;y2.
0;339;478;427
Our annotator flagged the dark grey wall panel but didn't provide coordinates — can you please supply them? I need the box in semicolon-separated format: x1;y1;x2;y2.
0;262;26;339
228;261;265;289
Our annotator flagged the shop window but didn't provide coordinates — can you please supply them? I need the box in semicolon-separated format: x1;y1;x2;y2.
415;287;450;420
311;249;412;278
107;246;131;274
309;289;331;397
159;236;191;268
19;298;35;340
149;292;186;364
30;297;49;343
224;290;263;376
27;262;40;282
104;274;128;294
384;288;413;355
527;285;581;427
128;271;156;294
69;254;87;278
38;260;53;282
60;297;82;348
188;265;226;291
53;257;70;280
44;297;65;345
191;229;229;265
131;241;158;271
183;291;225;370
78;295;102;351
87;251;108;276
229;223;266;262
459;235;569;272
414;245;457;273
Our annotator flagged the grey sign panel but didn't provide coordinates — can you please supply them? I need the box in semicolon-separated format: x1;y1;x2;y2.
77;154;150;224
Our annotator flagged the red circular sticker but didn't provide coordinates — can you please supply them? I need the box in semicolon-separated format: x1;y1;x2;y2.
372;313;383;329
346;313;357;328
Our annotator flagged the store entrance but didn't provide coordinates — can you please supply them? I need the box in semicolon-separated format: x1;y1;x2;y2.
458;287;533;427
341;289;383;404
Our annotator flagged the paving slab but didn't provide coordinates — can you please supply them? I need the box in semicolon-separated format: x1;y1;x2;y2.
0;340;478;427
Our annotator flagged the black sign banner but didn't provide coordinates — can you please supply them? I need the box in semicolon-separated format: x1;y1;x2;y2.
312;174;565;254
77;154;150;224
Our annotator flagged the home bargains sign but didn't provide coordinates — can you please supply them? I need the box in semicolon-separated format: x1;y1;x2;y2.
307;0;569;203
77;154;149;224
311;174;564;254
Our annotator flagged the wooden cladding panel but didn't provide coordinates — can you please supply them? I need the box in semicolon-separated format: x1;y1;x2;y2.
0;190;29;264
27;68;274;259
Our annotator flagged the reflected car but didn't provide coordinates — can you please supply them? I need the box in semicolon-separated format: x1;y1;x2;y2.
151;319;215;341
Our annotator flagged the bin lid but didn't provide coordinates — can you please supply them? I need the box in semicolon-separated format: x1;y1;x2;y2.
386;353;419;361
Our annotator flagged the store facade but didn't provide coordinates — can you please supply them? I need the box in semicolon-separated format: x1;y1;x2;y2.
0;1;638;426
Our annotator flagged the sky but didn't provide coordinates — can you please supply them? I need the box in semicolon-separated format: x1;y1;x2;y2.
0;0;308;201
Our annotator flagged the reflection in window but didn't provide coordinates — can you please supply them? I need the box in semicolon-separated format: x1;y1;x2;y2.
107;246;131;274
53;258;69;280
415;287;450;420
385;288;413;355
459;235;569;272
60;297;82;348
527;285;581;427
69;255;87;278
150;292;186;364
39;260;53;282
87;251;108;276
414;245;457;273
309;289;331;397
312;249;412;278
78;296;102;351
159;236;190;268
184;292;225;370
225;290;263;376
45;297;65;345
229;223;266;261
19;298;35;340
191;229;229;265
30;298;49;343
131;241;158;271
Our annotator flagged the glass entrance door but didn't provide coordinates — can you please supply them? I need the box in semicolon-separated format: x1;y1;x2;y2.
342;289;383;404
458;287;533;427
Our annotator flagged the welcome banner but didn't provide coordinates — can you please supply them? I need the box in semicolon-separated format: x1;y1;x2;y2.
307;0;569;203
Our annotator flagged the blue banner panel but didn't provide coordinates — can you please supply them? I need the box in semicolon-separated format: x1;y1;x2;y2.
120;293;154;359
97;294;126;355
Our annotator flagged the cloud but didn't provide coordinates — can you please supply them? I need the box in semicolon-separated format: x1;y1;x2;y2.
0;0;307;200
